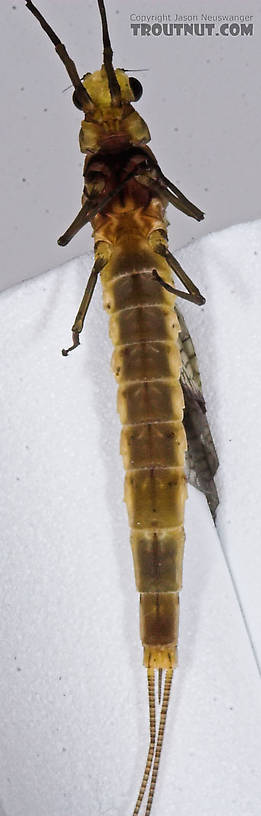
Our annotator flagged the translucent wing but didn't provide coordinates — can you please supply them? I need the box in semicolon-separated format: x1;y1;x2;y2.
176;308;219;520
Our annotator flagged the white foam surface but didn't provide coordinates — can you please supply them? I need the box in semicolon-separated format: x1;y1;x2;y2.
0;221;260;816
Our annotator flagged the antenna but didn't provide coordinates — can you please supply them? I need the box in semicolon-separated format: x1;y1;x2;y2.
25;1;92;107
97;0;121;103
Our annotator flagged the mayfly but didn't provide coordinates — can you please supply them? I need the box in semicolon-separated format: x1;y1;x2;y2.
24;2;219;813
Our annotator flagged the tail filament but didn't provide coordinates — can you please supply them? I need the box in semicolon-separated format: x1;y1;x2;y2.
133;668;174;816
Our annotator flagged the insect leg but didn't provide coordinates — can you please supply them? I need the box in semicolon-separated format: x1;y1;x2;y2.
62;256;106;356
25;2;92;107
58;200;93;248
152;265;205;306
156;167;204;221
149;229;205;304
164;249;206;303
136;174;204;221
58;167;147;246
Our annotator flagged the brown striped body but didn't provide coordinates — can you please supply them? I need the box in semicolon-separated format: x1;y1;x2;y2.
89;148;188;669
24;3;215;813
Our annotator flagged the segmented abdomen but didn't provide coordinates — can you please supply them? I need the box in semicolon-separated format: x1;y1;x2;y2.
99;233;187;670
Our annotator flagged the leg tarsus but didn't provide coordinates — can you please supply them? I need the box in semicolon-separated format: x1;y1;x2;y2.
58;199;91;247
62;331;80;357
62;257;105;356
152;242;206;306
165;248;206;304
152;268;205;306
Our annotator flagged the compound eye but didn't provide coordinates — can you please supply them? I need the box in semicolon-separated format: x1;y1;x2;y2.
129;77;143;101
72;89;84;110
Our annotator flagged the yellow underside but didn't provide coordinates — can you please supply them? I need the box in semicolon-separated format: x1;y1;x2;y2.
143;645;177;669
92;196;186;671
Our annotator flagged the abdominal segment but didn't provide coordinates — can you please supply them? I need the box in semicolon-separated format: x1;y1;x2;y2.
100;235;187;669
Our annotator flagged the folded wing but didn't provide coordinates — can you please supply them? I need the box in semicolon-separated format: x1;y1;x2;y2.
176;308;219;520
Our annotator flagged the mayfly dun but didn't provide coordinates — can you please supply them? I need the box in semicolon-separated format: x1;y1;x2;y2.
24;1;219;813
